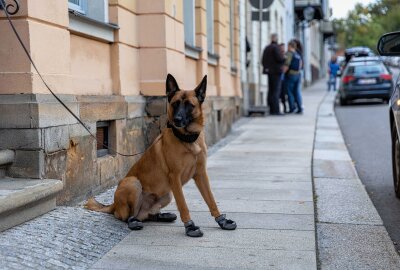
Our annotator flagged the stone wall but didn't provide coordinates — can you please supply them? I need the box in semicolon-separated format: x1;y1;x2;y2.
0;94;241;205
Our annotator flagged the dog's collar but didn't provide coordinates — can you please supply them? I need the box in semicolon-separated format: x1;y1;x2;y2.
167;122;200;143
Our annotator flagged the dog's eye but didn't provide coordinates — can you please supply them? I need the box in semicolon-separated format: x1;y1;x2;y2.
185;102;194;110
172;101;180;108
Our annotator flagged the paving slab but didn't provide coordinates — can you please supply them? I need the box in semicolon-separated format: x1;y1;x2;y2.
91;245;316;270
184;179;312;191
318;223;400;270
313;149;352;161
183;186;312;201
313;159;358;179
315;178;382;225
207;165;310;174
314;141;347;150
144;211;315;231
116;226;316;251
164;198;314;215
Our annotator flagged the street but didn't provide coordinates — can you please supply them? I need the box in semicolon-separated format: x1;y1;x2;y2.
335;68;400;249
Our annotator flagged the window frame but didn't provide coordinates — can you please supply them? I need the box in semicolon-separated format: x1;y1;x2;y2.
206;0;214;54
183;0;196;47
68;0;87;15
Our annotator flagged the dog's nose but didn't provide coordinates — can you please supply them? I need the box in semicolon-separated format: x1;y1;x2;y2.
174;115;183;122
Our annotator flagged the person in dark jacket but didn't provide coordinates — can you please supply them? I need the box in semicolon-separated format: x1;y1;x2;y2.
262;33;286;115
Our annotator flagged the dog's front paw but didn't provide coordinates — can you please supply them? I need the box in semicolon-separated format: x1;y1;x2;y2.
127;216;144;230
215;214;237;230
184;220;203;237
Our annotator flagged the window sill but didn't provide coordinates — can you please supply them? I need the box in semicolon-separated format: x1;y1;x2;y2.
68;10;119;43
208;52;219;66
185;43;202;60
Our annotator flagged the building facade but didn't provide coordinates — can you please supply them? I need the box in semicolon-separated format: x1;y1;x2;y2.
240;0;295;110
294;0;332;85
0;0;241;204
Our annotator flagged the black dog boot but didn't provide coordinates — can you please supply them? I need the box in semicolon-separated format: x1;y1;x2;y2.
147;212;177;222
215;214;237;230
127;216;144;230
184;220;203;237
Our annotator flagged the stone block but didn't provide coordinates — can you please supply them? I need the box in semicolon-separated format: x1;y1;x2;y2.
68;122;96;138
98;155;118;186
8;150;44;179
78;95;127;122
34;94;79;128
0;94;79;128
0;103;33;128
60;136;97;204
143;116;162;147
42;126;70;153
0;129;42;150
145;96;167;116
125;96;146;118
124;118;146;157
44;150;67;182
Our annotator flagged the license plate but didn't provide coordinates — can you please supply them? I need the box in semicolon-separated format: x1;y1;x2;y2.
358;78;376;84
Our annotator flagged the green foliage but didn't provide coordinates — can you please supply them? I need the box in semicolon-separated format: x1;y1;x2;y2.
333;0;400;52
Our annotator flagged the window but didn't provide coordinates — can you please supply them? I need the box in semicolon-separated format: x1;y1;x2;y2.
206;0;214;54
97;121;110;157
183;0;195;46
68;0;108;23
183;0;202;59
68;0;86;14
68;0;116;42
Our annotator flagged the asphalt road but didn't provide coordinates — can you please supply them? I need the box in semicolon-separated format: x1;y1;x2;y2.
335;68;400;250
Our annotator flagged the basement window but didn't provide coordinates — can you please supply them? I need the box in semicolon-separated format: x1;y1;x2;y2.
97;121;110;157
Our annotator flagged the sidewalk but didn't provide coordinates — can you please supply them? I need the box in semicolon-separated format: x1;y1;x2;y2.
90;82;326;270
5;80;397;270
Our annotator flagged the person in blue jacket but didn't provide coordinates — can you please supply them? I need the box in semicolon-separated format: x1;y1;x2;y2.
328;56;340;91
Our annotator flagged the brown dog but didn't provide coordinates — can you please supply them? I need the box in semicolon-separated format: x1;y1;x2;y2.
85;74;236;237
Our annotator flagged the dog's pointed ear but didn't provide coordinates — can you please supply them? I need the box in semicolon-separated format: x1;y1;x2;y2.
195;75;207;104
166;74;180;102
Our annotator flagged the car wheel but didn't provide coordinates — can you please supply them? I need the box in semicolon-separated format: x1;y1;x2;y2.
391;124;400;198
340;97;348;106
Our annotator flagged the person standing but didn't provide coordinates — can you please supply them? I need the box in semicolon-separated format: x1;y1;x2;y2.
283;40;303;114
293;39;304;111
262;33;286;115
327;56;340;91
278;43;288;113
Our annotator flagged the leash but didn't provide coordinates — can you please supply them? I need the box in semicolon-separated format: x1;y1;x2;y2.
0;2;145;157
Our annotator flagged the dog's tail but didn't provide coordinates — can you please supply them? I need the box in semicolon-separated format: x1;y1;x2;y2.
84;197;115;214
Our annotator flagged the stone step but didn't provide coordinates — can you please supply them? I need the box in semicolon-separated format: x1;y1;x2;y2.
0;178;63;232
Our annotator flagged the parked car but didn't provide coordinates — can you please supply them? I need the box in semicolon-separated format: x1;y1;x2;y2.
377;31;400;197
338;56;393;105
337;47;374;78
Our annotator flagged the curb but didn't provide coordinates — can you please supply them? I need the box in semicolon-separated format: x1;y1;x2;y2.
313;92;400;269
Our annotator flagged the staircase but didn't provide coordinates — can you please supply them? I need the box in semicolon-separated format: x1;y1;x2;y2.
0;150;63;232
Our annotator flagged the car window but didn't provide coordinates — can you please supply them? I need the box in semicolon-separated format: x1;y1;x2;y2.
346;63;387;76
